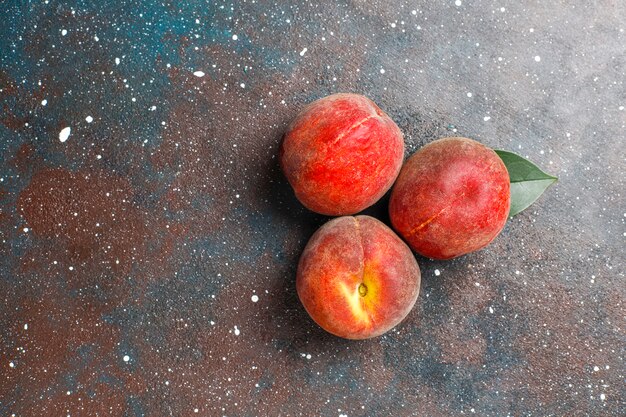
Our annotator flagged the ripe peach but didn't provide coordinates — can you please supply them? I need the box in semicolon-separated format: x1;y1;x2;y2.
280;93;404;216
296;215;421;339
389;137;510;260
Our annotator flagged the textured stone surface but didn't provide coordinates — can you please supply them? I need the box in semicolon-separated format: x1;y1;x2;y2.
1;1;624;416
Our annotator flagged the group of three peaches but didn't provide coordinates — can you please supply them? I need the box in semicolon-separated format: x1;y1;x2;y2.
279;93;510;339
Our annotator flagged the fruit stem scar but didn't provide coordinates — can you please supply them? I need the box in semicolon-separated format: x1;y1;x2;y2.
358;282;368;297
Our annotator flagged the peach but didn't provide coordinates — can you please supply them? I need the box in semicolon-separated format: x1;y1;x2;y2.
280;93;404;215
389;137;510;260
296;215;421;339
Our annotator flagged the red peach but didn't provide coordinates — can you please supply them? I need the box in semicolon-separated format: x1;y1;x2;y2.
389;137;510;260
280;93;404;215
296;215;421;339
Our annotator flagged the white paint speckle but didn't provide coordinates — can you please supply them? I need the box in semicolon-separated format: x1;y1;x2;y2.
600;393;606;401
123;355;130;362
467;92;472;97
251;295;259;303
94;35;99;42
23;227;29;233
380;68;385;74
41;99;47;106
194;409;199;413
534;55;541;62
434;269;441;276
85;116;93;123
193;71;205;77
234;326;240;336
115;57;120;65
455;0;462;6
240;83;246;88
61;29;67;36
500;7;506;12
489;306;494;314
483;116;491;121
412;10;417;15
24;324;28;330
9;361;15;368
232;34;238;40
619;106;624;111
69;266;74;271
593;366;599;371
59;127;71;143
300;47;308;56
96;154;102;160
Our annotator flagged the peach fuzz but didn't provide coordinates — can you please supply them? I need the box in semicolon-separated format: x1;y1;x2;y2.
296;215;421;340
280;93;404;216
389;137;510;260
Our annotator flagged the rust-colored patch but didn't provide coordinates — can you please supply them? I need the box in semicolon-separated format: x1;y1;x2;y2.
16;168;151;285
0;287;145;416
437;327;487;365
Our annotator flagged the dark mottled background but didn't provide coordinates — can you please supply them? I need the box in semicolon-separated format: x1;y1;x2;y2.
1;1;624;416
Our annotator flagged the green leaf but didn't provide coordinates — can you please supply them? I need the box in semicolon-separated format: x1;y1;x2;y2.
495;150;558;217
